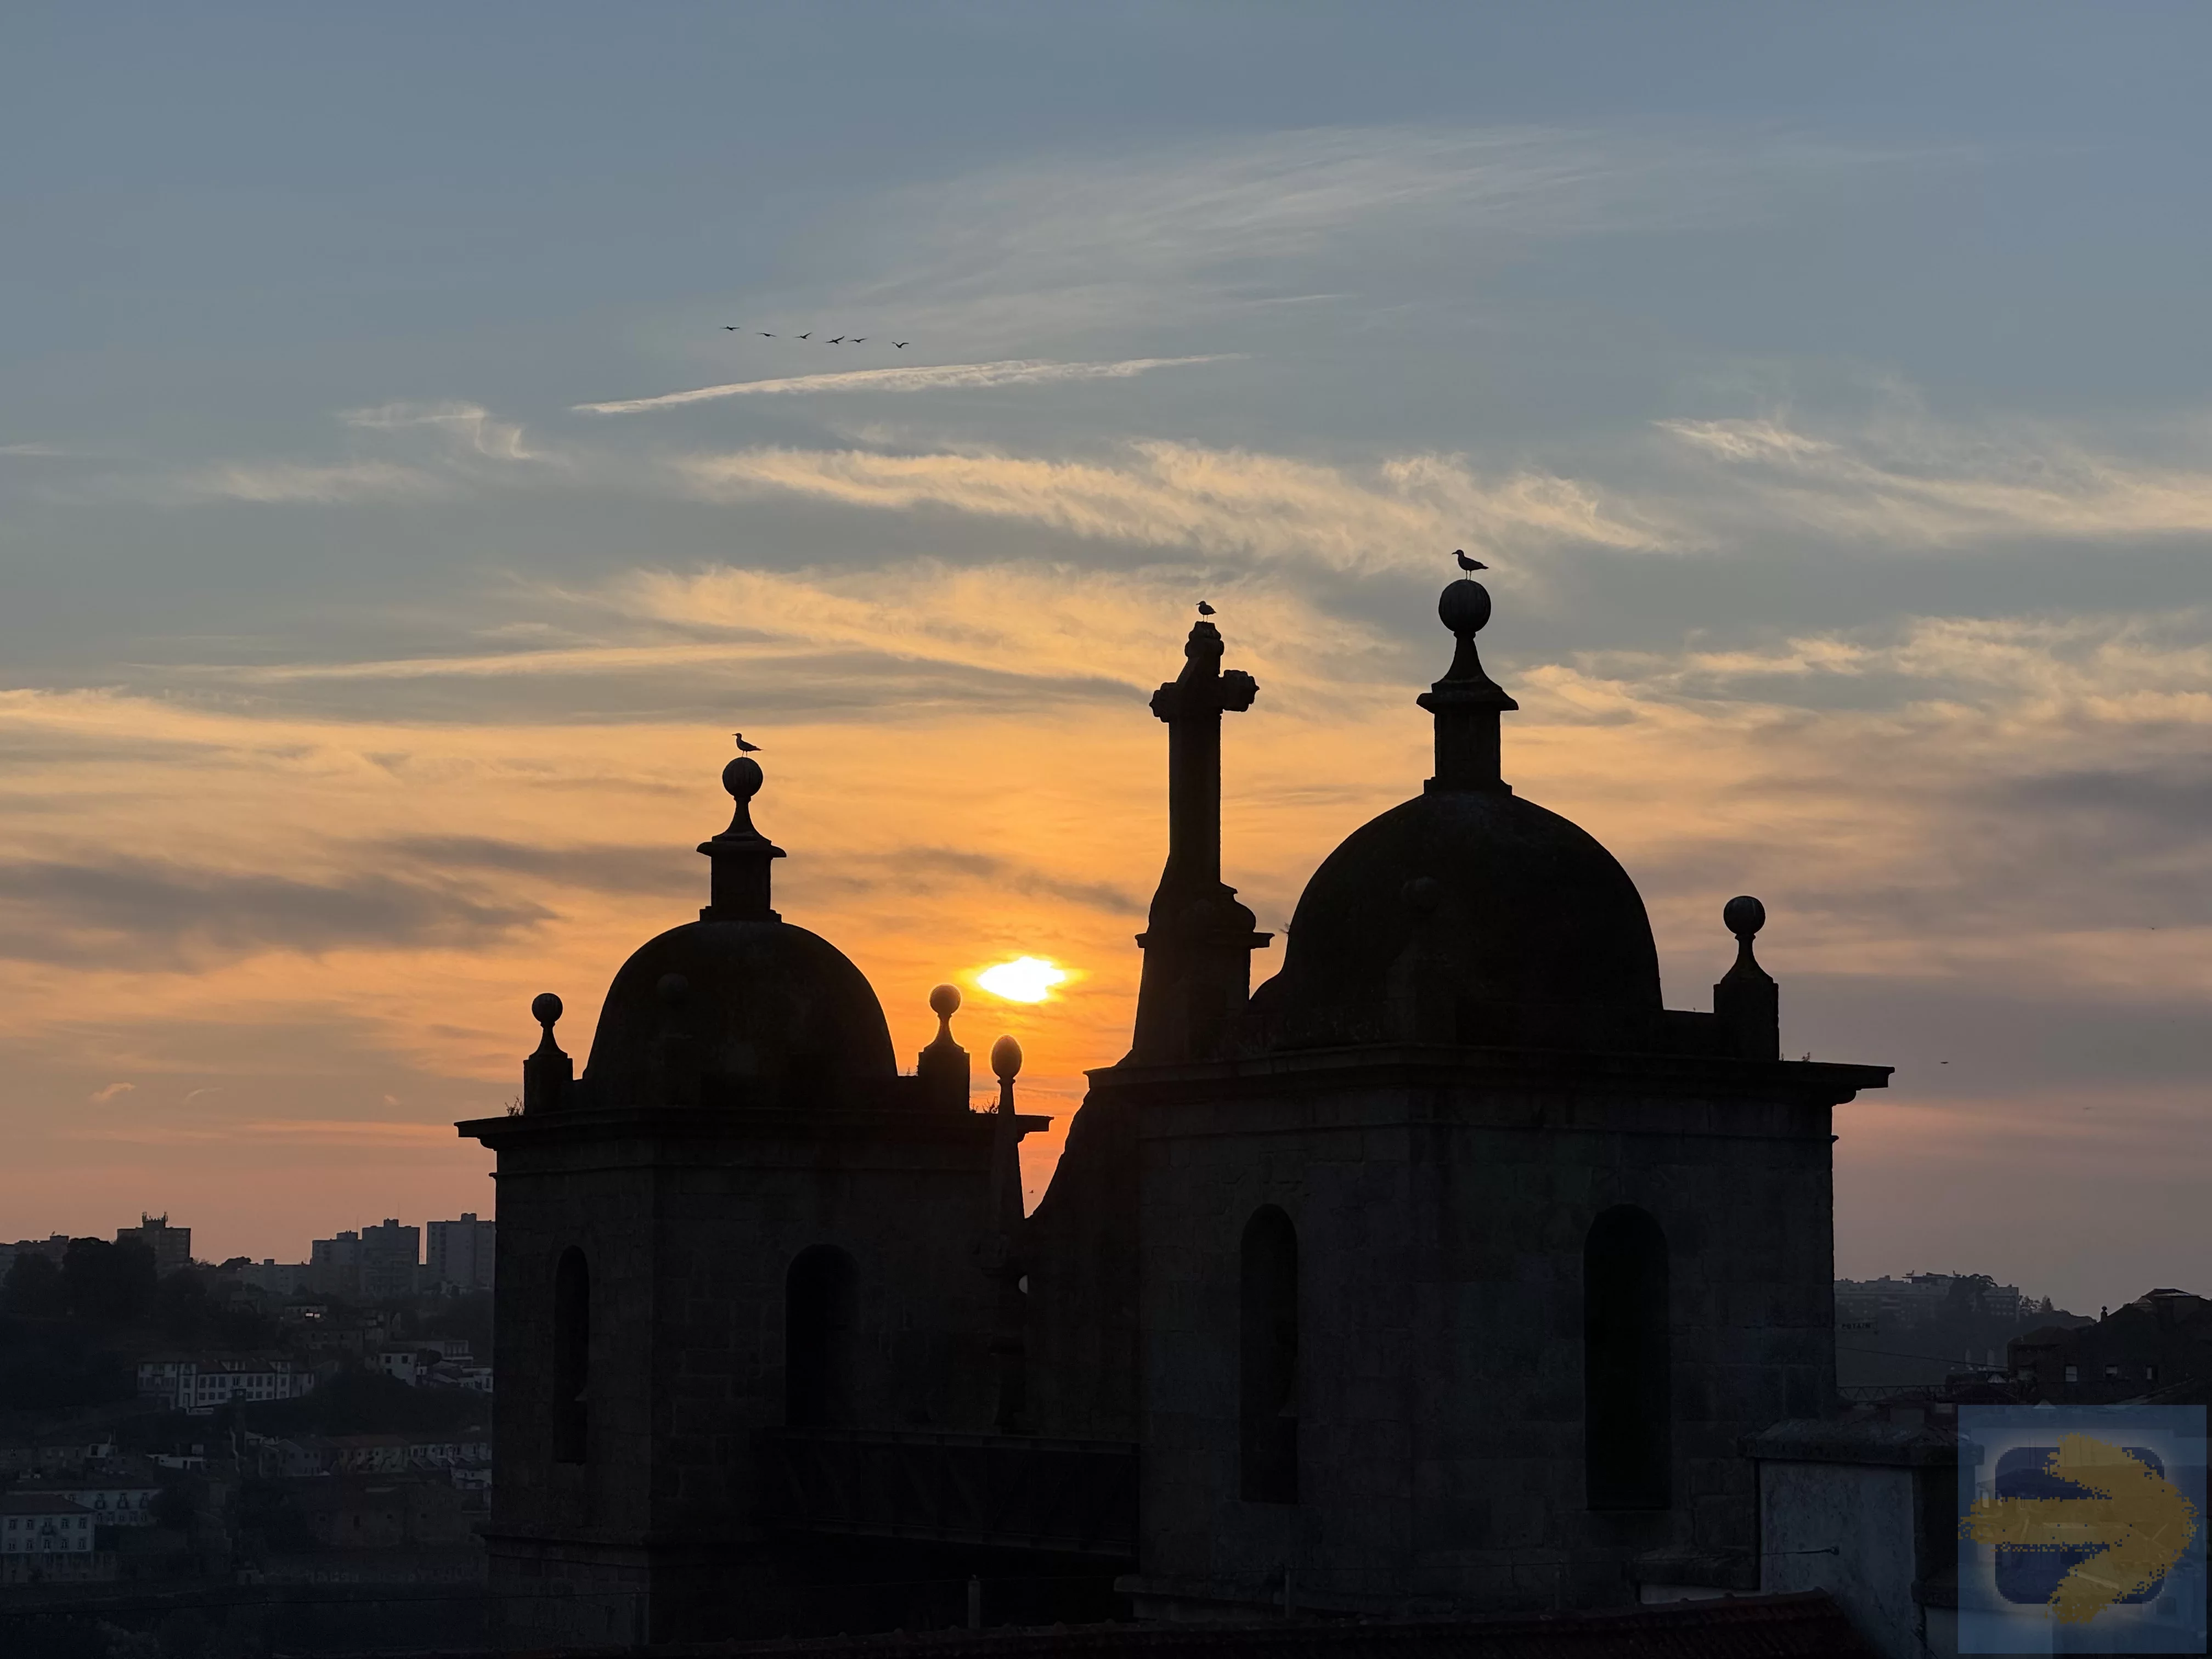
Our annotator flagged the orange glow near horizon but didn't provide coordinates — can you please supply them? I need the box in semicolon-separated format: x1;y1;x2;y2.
2;569;2206;1311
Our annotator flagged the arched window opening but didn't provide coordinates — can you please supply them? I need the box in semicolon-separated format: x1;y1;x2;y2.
1584;1205;1671;1510
785;1245;857;1428
552;1246;590;1464
1239;1206;1299;1504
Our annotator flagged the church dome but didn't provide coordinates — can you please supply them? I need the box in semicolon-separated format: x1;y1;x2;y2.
1248;580;1662;1052
578;757;897;1109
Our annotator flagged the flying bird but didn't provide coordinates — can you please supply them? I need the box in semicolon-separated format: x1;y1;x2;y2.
1196;601;1216;617
723;325;740;331
797;333;811;340
850;336;867;342
893;341;910;348
732;733;762;754
759;332;775;337
827;336;845;344
1454;549;1487;573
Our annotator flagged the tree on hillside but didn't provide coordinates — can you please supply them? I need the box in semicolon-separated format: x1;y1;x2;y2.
240;1367;489;1437
61;1237;157;1324
1;1253;67;1318
1942;1273;1997;1322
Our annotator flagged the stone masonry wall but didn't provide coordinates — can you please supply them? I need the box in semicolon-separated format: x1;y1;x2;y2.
1128;1066;1838;1615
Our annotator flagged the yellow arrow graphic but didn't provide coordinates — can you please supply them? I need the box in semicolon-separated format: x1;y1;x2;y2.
1962;1433;2199;1624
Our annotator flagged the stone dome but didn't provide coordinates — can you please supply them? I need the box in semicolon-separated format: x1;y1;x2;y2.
583;916;896;1109
1246;579;1662;1053
1249;787;1662;1051
576;751;896;1110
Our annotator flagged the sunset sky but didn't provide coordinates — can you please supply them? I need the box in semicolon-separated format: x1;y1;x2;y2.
3;4;2209;1313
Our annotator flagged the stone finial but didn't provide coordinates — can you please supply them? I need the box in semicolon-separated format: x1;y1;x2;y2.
523;991;572;1113
989;1035;1024;1114
983;1030;1030;1430
930;983;962;1041
698;753;786;922
1715;894;1779;1060
531;992;564;1052
1418;578;1518;794
918;984;969;1110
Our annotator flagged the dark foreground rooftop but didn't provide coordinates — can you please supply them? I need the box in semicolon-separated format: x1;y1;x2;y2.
390;1592;1874;1659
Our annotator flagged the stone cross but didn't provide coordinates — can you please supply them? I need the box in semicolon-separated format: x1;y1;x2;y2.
1149;620;1258;900
1131;620;1269;1062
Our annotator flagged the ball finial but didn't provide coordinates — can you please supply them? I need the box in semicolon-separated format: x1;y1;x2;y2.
990;1035;1023;1082
1437;578;1492;637
722;755;764;801
531;991;563;1029
929;984;962;1019
1723;895;1767;940
656;972;691;1011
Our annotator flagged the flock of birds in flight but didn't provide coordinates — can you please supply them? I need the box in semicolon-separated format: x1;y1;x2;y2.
725;326;911;349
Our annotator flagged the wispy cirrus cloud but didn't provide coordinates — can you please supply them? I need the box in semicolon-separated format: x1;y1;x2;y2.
678;439;1655;569
155;560;1394;725
29;402;555;507
341;399;543;462
575;355;1229;415
165;459;451;505
1658;411;2212;547
818;127;1708;344
804;124;1944;346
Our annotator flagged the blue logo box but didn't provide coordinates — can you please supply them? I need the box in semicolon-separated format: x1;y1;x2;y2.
1959;1404;2206;1655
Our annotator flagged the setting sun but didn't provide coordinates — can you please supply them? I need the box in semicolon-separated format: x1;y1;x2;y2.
977;956;1070;1003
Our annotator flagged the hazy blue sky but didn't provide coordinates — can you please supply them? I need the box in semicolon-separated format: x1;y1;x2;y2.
2;4;2208;1311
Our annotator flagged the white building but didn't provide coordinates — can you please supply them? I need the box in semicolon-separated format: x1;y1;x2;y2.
9;1472;161;1526
137;1353;312;1411
1;1494;111;1582
1;1494;95;1554
374;1347;431;1386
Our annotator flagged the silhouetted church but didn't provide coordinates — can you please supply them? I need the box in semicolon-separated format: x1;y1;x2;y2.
460;576;1890;1645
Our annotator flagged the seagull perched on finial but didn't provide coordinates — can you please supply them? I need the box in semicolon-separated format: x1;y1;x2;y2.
732;733;762;754
1454;549;1487;573
1196;601;1216;617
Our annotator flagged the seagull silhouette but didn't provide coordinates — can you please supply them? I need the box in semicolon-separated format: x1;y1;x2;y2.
1454;549;1487;573
732;733;762;754
797;333;811;340
723;325;740;331
759;332;775;337
827;336;845;345
893;341;910;348
851;337;867;343
1196;601;1216;617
